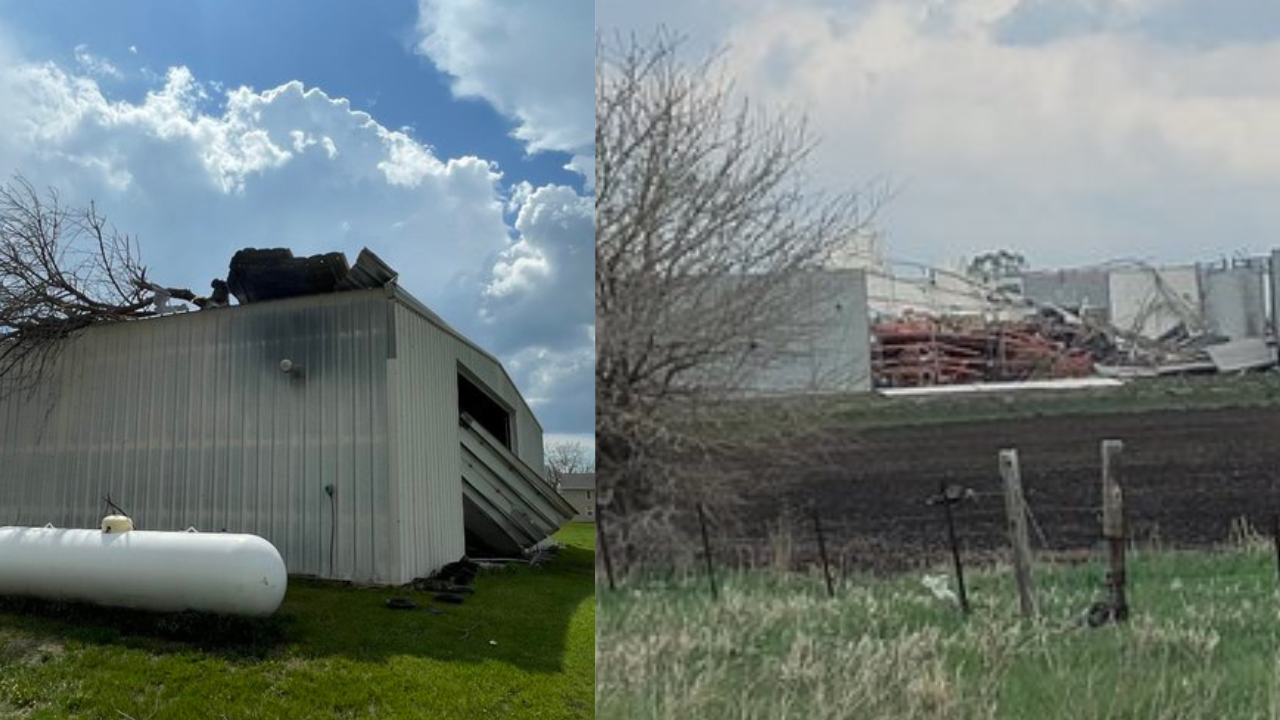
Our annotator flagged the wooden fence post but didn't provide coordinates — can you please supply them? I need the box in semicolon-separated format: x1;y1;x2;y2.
697;502;718;601
999;448;1038;620
1101;439;1128;621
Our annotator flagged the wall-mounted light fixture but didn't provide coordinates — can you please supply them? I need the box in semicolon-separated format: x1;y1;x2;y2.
280;358;304;378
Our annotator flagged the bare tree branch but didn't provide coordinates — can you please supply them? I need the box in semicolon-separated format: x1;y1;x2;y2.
596;32;883;526
545;440;596;483
0;175;197;397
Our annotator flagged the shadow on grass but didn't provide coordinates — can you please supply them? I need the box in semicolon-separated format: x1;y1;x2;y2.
0;544;595;673
0;595;287;660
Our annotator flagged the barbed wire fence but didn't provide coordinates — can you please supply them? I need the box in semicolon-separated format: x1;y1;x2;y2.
596;438;1280;624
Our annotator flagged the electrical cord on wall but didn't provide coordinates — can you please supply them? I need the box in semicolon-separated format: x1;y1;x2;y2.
325;484;335;575
102;493;130;519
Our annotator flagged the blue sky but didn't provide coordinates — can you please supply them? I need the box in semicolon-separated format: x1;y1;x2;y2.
599;0;1280;273
0;0;579;190
0;0;594;450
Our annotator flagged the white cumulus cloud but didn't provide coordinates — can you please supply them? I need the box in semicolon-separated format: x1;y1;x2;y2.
482;183;594;353
416;0;593;171
0;48;594;434
73;44;121;79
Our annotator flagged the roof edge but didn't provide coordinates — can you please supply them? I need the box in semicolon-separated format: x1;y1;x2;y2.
387;285;545;436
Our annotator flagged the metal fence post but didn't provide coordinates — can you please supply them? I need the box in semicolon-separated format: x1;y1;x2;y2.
930;481;971;615
697;502;718;601
813;508;835;598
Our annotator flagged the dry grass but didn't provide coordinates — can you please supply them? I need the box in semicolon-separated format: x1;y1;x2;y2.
598;547;1280;719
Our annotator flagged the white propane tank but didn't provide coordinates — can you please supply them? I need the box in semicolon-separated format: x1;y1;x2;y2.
0;522;287;617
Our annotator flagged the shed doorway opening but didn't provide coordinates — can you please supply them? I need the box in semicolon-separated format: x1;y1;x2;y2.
458;372;512;449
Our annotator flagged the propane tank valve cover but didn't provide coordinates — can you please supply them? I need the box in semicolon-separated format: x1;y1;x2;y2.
101;515;135;534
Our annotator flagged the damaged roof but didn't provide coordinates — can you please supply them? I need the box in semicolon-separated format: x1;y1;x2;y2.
226;247;398;305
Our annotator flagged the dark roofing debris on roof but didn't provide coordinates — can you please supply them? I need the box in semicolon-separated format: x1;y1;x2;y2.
225;247;398;305
557;472;595;491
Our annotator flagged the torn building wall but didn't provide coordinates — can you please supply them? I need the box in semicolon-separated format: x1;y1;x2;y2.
1108;266;1203;340
1202;264;1267;339
866;268;1016;319
1272;250;1280;340
1020;268;1111;321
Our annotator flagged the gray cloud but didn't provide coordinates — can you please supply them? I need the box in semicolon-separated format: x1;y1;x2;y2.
600;0;1280;269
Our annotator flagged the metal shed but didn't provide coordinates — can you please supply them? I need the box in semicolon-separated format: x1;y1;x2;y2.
0;283;572;585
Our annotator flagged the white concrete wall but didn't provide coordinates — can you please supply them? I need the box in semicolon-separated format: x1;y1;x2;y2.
1202;266;1267;339
740;269;873;394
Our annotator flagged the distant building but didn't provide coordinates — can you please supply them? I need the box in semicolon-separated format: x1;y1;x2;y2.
556;473;596;522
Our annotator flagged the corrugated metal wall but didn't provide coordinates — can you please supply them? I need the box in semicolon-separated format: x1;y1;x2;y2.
0;290;396;583
387;296;547;582
388;301;467;582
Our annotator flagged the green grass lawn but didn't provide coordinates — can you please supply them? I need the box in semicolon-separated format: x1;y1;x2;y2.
598;546;1280;719
0;523;596;720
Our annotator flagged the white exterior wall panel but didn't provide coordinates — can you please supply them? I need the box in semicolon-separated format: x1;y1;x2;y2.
0;291;395;583
388;302;467;582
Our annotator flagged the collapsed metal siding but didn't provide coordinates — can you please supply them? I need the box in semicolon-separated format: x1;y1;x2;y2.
388;301;468;582
454;342;546;476
388;296;549;581
0;290;395;583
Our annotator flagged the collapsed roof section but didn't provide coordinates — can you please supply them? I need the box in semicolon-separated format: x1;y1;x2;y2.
225;247;398;305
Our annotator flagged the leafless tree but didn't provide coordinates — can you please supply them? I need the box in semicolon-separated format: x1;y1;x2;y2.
0;176;204;396
596;33;881;536
545;440;596;483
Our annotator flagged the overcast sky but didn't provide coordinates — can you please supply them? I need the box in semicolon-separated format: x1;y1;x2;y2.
0;0;593;451
599;0;1280;271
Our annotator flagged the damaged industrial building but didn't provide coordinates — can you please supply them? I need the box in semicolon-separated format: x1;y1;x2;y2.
0;248;573;585
701;237;1280;395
